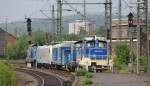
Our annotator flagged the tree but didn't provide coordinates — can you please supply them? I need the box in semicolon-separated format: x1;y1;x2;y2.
96;26;106;37
6;43;18;59
32;31;45;44
6;34;28;59
16;34;28;59
79;29;87;38
114;42;130;70
57;34;81;41
5;31;46;59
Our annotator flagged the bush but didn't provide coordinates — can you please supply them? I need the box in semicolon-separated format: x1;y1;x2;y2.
0;61;16;86
6;34;28;59
85;73;92;78
114;42;130;71
75;67;88;76
81;77;93;85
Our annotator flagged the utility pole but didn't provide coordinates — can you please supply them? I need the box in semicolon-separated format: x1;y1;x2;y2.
52;5;56;42
105;0;112;69
57;0;62;39
5;17;8;56
136;0;140;74
118;0;122;40
136;0;148;74
83;0;87;34
145;0;149;71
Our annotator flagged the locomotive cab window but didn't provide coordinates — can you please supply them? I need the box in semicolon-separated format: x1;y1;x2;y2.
99;42;106;48
86;41;94;48
76;43;82;48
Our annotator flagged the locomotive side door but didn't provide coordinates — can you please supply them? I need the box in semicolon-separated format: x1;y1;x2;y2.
61;47;71;65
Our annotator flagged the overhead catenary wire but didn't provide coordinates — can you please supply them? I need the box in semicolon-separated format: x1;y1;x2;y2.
40;10;51;19
62;0;93;22
122;0;136;15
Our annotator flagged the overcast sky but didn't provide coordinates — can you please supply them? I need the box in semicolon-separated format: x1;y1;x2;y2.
0;0;148;23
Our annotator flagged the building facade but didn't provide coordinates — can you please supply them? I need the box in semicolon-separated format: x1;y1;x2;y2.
69;20;96;35
0;28;17;56
111;19;137;39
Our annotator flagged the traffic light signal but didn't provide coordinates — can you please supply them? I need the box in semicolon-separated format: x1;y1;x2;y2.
128;12;134;27
27;18;32;32
128;18;133;27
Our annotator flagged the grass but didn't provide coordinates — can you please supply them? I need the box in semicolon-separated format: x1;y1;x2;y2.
0;61;16;86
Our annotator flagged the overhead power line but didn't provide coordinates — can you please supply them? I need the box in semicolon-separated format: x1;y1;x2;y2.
122;0;136;15
62;0;93;21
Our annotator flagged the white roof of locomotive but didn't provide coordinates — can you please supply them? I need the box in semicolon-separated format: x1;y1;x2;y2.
84;36;106;41
61;41;76;44
52;44;61;48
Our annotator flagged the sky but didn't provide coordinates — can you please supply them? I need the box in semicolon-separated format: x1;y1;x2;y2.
0;0;148;23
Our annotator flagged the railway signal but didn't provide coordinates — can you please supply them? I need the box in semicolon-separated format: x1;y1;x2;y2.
26;18;32;44
107;29;110;39
26;18;32;32
128;12;134;27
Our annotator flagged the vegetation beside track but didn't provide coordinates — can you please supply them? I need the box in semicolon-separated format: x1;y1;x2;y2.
75;67;93;85
114;42;130;73
0;61;16;86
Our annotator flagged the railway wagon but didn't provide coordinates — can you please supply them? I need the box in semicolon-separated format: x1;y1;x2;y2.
52;42;77;71
74;36;113;72
27;42;77;71
36;45;53;68
27;44;38;67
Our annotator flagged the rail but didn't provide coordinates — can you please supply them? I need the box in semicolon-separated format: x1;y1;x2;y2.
16;68;64;86
16;68;44;86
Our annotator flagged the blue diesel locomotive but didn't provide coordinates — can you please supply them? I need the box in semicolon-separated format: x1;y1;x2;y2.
74;36;113;72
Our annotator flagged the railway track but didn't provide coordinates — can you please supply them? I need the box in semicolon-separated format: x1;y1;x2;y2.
16;68;63;86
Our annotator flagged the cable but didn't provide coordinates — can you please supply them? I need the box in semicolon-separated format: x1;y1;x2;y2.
122;0;136;15
62;0;93;21
39;10;51;19
27;1;51;18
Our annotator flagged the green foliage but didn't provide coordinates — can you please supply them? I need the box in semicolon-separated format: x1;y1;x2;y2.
0;61;16;86
57;34;81;41
6;43;18;59
96;26;106;36
114;42;130;70
6;31;46;59
75;66;93;85
80;77;93;85
32;31;45;44
6;34;28;59
85;73;92;78
139;56;149;72
16;34;28;59
79;29;87;38
75;67;88;76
